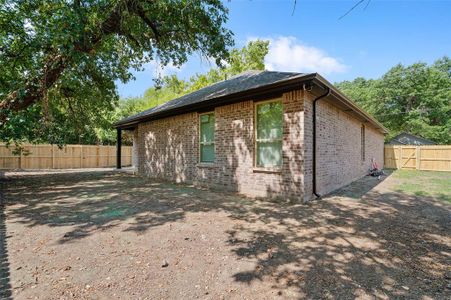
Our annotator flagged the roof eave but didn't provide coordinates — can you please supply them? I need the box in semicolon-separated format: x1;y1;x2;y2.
114;73;317;129
311;74;389;134
114;72;388;135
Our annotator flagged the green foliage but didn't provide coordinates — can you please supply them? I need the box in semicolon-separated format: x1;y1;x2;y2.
1;37;268;145
1;95;117;146
185;39;270;93
1;0;233;144
228;40;269;74
7;16;448;149
336;57;451;144
117;39;270;122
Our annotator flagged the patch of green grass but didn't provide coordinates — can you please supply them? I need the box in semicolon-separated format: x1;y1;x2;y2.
392;170;451;203
394;170;420;179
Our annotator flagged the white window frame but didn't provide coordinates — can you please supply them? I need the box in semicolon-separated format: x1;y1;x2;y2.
199;112;215;163
254;99;283;169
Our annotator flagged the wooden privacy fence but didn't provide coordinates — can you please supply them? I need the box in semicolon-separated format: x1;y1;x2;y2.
0;144;132;169
384;145;451;171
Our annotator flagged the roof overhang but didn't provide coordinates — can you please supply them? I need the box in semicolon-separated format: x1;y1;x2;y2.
311;74;388;134
115;73;388;134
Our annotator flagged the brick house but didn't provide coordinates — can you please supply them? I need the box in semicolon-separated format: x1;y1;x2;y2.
115;71;387;201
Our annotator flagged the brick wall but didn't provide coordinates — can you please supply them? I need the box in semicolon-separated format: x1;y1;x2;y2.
136;90;306;200
135;88;384;201
132;129;139;168
137;112;198;183
302;92;385;200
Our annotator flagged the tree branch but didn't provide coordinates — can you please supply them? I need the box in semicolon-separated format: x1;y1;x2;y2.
133;3;161;42
0;1;128;122
339;0;370;20
1;0;178;124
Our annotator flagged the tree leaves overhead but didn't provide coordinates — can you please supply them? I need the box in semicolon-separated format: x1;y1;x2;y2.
119;39;270;122
2;6;449;149
336;57;451;144
0;39;268;145
0;0;234;122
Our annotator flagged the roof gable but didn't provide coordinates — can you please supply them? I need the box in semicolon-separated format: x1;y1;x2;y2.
116;71;306;126
388;132;436;145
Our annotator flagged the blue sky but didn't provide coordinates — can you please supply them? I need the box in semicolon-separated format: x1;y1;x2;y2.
117;0;451;98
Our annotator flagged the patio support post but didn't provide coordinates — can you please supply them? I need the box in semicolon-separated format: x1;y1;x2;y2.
116;128;122;169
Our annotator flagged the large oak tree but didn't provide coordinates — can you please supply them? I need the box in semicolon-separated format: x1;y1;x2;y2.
0;0;233;127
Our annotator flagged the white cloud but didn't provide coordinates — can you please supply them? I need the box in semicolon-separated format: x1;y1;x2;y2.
142;60;183;77
251;36;348;74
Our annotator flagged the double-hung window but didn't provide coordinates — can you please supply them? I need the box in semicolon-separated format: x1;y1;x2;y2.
199;112;215;163
255;100;283;168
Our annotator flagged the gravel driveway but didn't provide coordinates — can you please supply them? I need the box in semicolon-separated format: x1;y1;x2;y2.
1;170;450;299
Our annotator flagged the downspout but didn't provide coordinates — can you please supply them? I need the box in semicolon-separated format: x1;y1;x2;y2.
312;87;331;198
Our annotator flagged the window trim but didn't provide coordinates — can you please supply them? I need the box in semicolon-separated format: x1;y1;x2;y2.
254;98;283;169
199;111;216;163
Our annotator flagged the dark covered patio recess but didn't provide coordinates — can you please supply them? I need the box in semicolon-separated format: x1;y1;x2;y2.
115;125;136;169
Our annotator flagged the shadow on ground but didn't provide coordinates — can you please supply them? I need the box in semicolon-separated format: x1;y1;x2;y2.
2;171;450;298
0;181;12;299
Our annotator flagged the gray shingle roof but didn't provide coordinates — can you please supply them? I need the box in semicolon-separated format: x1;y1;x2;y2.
387;132;436;145
114;70;388;134
116;70;309;126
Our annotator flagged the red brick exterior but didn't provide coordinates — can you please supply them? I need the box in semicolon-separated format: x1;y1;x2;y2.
134;88;384;201
302;92;384;200
132;129;139;168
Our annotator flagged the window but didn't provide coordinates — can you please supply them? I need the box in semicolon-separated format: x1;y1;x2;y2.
255;100;283;168
361;125;365;162
199;112;215;163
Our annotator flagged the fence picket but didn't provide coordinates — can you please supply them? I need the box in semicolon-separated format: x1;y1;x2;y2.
0;143;132;169
384;145;451;171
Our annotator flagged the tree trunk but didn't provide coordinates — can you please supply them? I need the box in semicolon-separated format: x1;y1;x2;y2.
0;1;131;123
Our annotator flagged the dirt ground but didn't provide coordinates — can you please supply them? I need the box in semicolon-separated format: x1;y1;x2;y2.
1;170;450;299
